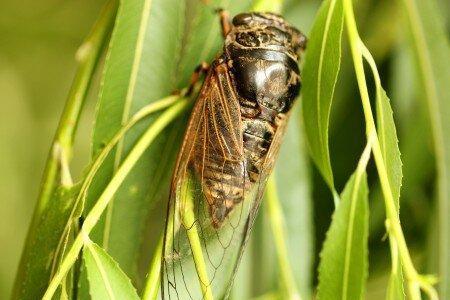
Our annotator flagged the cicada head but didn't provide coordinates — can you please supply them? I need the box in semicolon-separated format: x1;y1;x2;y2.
229;12;307;61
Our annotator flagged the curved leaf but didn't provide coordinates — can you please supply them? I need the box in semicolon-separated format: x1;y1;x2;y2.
85;0;252;285
376;88;405;299
301;0;344;192
317;170;369;300
10;2;118;298
83;241;140;300
376;89;402;208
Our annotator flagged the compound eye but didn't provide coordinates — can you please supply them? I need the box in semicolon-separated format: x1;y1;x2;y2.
232;13;253;26
236;32;260;47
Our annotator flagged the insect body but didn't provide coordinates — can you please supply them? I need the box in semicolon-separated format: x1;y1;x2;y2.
163;12;306;300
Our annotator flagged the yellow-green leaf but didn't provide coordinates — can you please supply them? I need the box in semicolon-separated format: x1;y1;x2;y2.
83;241;140;300
376;88;405;299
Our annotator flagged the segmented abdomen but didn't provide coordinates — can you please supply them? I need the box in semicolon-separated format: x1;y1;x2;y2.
242;117;275;183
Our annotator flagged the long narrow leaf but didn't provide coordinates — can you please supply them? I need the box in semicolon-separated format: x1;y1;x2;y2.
317;146;370;300
365;41;405;297
85;1;253;288
377;88;405;300
10;2;118;298
302;0;343;194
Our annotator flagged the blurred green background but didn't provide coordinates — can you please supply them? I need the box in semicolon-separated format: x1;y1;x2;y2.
0;0;448;299
0;1;104;297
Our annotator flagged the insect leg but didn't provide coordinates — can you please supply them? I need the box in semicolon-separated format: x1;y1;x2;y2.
187;62;210;96
217;9;232;38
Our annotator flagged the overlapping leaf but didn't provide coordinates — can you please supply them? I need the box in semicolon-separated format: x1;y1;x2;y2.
79;0;253;295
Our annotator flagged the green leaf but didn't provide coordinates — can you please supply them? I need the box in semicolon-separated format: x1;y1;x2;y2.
273;109;313;299
11;185;79;299
85;0;252;287
301;0;344;192
401;0;450;296
386;263;405;300
376;88;405;299
83;241;140;300
376;88;402;209
317;171;369;300
11;2;117;298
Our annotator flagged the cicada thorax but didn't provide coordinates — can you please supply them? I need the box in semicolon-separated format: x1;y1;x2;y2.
193;12;306;228
162;12;306;300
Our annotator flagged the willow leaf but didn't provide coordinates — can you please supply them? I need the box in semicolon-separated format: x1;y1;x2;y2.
301;0;343;192
84;0;252;289
401;0;450;296
83;242;139;300
10;2;117;298
317;171;369;300
376;88;405;299
11;185;79;299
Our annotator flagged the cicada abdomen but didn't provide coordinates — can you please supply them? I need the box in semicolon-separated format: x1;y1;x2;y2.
162;12;306;300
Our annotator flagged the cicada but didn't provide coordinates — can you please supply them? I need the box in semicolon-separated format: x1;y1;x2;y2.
162;12;306;300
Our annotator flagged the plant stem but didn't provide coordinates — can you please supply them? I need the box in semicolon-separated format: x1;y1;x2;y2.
51;94;181;277
182;185;214;300
341;0;432;298
12;1;118;298
142;236;163;300
42;99;189;300
42;0;118;222
266;176;301;300
142;191;181;300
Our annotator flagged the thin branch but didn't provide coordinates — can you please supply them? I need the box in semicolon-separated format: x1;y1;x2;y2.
42;99;189;300
12;1;118;297
342;0;437;298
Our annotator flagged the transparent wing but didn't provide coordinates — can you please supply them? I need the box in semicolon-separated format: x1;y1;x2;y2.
161;62;291;300
222;111;290;298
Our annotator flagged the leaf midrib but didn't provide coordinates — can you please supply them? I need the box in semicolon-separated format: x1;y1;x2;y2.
341;173;363;300
86;242;116;300
316;0;338;173
102;0;154;250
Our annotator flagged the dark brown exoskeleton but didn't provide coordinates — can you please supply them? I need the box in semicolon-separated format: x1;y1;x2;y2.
193;12;306;227
162;12;306;300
